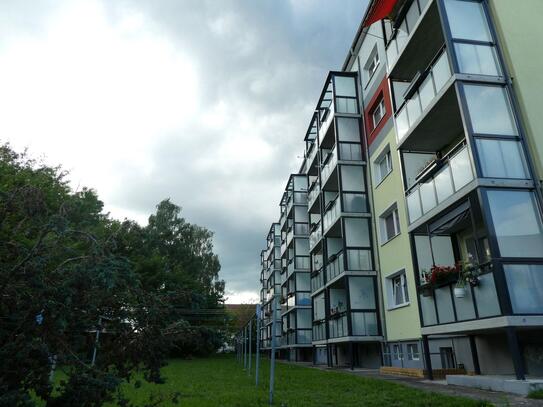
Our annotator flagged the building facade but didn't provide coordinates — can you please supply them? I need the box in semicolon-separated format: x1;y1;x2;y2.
258;0;543;380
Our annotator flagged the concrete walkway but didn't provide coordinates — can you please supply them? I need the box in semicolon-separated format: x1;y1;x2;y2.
281;361;543;406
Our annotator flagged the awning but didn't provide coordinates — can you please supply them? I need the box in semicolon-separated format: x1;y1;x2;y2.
363;0;399;27
429;201;471;235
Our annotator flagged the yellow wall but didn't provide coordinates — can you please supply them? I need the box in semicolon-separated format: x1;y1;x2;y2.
370;126;421;341
489;0;543;180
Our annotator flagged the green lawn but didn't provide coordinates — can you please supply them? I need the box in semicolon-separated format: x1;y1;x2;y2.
100;355;491;407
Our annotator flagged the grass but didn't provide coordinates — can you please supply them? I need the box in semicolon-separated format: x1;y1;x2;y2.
527;389;543;399
94;355;491;407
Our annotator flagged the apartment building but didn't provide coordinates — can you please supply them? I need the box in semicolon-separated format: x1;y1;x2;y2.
279;174;313;361
259;224;282;353
258;0;543;382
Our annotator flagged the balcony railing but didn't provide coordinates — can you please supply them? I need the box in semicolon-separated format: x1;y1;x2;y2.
386;0;432;71
323;196;340;232
307;140;318;167
308;180;320;208
325;251;344;282
286;227;293;246
395;49;452;143
328;313;348;339
318;103;334;146
320;146;337;186
312;320;326;341
406;145;474;223
309;221;322;251
311;269;324;292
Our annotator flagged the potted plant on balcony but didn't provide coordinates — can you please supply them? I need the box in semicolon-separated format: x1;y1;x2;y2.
454;276;466;298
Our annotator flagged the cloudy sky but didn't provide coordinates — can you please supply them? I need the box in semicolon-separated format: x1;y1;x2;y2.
1;0;368;303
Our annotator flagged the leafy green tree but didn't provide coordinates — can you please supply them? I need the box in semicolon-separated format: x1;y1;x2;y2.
0;144;225;406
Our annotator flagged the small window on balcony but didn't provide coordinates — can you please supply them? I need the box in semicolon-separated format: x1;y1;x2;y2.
364;46;380;86
387;270;409;308
380;204;400;243
371;97;386;130
374;146;392;184
393;344;403;360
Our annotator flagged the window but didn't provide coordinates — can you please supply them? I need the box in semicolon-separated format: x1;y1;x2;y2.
486;190;543;258
393;344;403;360
380;205;400;243
364;47;380;85
476;138;529;179
407;343;420;361
388;271;409;307
375;148;392;184
371;98;386;130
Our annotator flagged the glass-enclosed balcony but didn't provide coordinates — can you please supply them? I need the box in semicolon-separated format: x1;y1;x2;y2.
323;196;340;232
395;49;452;144
328;313;348;339
406;144;473;224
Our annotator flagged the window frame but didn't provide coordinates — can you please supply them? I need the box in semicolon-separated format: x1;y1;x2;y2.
407;343;420;361
364;46;380;87
387;269;410;309
374;147;393;185
379;204;401;244
371;98;386;131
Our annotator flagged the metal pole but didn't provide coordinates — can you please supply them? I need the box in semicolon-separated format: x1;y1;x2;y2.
248;318;252;376
256;305;261;386
269;295;277;405
243;326;247;369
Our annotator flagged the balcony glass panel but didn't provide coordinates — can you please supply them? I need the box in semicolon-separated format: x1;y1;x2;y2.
504;265;543;314
311;271;324;292
487;190;543;258
321;147;337;185
341;165;365;191
405;0;420;32
407;190;422;223
296;292;311;306
294;223;309;235
337;117;360;142
396;20;409;50
418;74;435;111
338;143;362;161
476;139;529;179
293;192;308;204
407;94;422;125
328;314;348;338
449;147;473;190
349;277;375;309
352;312;378;336
323;198;340;231
420;180;437;214
455;43;501;77
312;322;326;341
342;193;367;213
309;223;322;251
473;272;500;317
432;52;451;93
335;98;358;114
326;252;344;282
346;249;372;271
334;76;356;97
396;104;409;141
463;85;517;136
295;256;310;270
386;41;399;69
453;286;476;321
434;166;454;203
444;0;492;42
420;294;437;326
435;286;455;324
297;330;312;344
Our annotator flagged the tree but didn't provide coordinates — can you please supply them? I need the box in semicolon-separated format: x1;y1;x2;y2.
0;144;225;406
